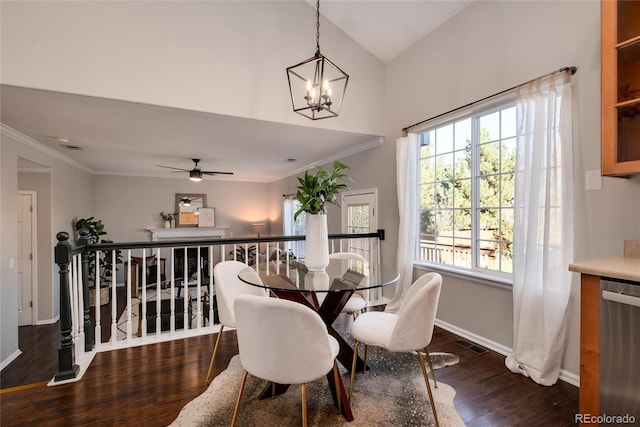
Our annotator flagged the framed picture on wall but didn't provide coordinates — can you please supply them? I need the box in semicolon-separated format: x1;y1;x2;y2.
198;208;215;227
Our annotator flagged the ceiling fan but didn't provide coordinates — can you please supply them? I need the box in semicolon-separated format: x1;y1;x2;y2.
156;158;233;182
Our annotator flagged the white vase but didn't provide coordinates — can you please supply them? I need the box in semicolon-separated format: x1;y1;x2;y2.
305;214;329;271
307;271;330;290
164;220;171;229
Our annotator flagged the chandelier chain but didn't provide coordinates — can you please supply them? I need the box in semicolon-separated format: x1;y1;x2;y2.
315;0;320;56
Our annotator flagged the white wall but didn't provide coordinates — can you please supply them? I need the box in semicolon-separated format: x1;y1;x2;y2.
92;175;272;242
384;0;640;378
0;1;386;137
1;128;92;366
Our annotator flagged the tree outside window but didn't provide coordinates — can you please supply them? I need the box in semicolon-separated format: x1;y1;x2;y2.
418;105;515;275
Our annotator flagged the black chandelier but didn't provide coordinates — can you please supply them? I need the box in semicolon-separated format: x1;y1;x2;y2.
286;0;349;120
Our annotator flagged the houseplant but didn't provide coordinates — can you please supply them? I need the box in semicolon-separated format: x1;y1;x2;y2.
160;211;173;228
74;217;122;306
294;161;350;271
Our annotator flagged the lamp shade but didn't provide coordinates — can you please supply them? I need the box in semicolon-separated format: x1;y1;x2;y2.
287;53;349;120
250;223;266;236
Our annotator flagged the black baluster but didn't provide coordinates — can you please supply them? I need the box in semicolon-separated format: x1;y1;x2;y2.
54;232;79;381
78;229;94;352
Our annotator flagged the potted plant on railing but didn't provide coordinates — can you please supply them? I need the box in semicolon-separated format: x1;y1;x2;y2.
74;217;122;306
294;160;351;271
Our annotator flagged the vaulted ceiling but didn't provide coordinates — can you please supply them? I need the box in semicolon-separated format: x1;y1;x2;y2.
2;1;472;182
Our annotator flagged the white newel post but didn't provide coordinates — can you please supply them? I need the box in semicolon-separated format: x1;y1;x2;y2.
305;214;329;271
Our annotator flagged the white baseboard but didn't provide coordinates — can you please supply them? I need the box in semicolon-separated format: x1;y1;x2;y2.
558;368;580;387
435;318;512;355
36;314;60;326
435;318;579;387
0;349;22;371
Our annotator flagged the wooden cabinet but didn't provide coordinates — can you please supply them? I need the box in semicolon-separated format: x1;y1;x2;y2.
601;0;640;176
569;254;640;426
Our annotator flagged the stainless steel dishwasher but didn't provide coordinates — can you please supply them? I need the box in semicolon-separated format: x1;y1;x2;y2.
600;279;640;421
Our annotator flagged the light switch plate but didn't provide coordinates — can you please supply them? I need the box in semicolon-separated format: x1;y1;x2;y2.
586;170;602;191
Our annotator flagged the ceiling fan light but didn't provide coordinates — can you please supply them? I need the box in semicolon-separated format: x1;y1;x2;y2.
190;170;202;182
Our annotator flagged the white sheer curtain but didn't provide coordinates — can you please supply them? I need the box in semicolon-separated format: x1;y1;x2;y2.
505;71;574;386
387;133;419;313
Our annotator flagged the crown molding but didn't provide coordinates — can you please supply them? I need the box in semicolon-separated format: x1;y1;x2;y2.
18;167;52;174
274;136;384;183
1;123;93;173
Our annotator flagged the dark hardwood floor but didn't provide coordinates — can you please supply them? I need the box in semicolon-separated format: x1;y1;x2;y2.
1;287;127;391
0;311;579;426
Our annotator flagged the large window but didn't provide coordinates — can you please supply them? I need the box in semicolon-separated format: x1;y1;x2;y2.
418;102;516;277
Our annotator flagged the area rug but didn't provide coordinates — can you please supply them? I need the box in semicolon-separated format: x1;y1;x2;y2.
170;349;464;426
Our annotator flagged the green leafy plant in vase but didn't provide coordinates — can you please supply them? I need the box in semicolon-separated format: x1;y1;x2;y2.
74;216;123;305
294;160;351;220
294;161;351;271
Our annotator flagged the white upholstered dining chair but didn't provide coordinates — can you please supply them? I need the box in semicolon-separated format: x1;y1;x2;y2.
327;252;369;318
205;260;268;384
349;272;443;427
232;294;342;427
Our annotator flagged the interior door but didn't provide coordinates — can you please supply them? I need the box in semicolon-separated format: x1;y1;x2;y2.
341;189;378;302
341;189;377;258
18;191;35;326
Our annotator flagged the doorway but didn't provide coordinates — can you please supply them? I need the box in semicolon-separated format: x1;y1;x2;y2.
341;189;378;257
341;188;378;239
17;191;37;326
341;188;379;301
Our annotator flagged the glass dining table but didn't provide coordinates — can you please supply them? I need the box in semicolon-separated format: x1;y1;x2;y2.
238;257;398;421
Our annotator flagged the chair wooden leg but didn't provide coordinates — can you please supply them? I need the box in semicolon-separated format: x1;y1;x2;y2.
418;351;440;427
231;371;248;427
333;360;341;414
424;348;438;388
205;325;224;383
301;383;308;427
350;341;360;402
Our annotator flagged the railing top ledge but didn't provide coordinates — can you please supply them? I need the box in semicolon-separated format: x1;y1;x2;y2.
79;230;384;252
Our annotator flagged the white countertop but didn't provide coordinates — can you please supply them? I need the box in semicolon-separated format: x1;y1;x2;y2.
569;257;640;283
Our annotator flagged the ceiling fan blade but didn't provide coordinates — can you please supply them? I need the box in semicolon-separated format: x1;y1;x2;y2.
156;165;190;172
202;171;234;175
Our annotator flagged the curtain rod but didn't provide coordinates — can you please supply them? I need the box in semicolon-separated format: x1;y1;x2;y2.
401;66;577;133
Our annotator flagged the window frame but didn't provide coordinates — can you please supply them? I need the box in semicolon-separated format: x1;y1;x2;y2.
414;95;516;284
283;196;307;256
